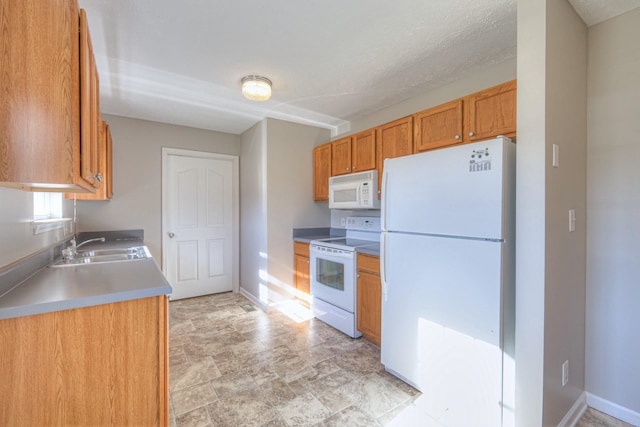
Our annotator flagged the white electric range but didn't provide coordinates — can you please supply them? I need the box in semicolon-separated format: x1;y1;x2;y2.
309;216;380;338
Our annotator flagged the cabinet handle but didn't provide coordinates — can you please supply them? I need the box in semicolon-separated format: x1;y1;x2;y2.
168;232;175;238
94;173;103;182
455;134;460;140
356;274;360;278
307;260;310;264
353;166;357;170
346;167;350;171
468;131;475;137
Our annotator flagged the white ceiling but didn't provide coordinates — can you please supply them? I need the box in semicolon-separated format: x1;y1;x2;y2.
79;0;640;136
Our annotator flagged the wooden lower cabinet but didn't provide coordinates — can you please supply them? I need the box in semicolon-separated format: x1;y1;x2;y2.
294;241;311;295
0;296;169;427
357;253;382;346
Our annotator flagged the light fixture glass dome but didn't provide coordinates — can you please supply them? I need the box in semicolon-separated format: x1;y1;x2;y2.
241;75;272;101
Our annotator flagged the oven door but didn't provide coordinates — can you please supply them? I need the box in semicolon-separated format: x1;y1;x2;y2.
309;245;356;312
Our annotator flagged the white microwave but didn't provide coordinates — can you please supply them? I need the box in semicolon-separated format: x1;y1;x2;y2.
329;170;380;210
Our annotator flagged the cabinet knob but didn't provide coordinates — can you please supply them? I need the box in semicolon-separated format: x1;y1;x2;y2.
346;167;350;171
352;166;357;170
455;134;460;140
468;131;475;137
356;274;360;278
94;173;103;182
307;260;310;264
168;232;175;238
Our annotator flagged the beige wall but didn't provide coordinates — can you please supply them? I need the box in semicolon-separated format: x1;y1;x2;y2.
265;118;331;303
0;188;74;269
337;58;517;139
586;7;640;419
239;121;269;307
76;115;240;261
239;118;331;307
516;0;588;425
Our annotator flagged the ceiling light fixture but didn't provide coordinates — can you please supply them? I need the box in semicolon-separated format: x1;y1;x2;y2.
241;75;272;101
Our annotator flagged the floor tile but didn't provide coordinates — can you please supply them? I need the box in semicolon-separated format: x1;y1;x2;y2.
323;405;381;427
339;372;412;418
210;370;258;399
170;356;221;392
276;392;332;427
171;382;217;417
175;406;212;427
207;388;279;427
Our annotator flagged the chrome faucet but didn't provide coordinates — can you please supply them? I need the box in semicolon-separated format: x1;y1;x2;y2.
62;237;106;260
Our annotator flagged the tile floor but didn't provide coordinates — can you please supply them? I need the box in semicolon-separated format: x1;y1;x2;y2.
168;293;631;427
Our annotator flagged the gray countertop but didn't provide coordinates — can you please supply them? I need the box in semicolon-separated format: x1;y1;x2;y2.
0;241;172;321
356;245;380;256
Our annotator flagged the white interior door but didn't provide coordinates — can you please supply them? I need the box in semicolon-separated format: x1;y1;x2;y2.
163;149;238;300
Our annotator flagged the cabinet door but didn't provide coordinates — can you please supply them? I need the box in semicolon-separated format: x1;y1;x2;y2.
294;254;311;295
70;120;111;201
414;99;463;153
357;270;382;345
79;8;99;188
313;143;332;201
376;116;413;197
466;80;517;142
351;129;376;172
331;137;352;176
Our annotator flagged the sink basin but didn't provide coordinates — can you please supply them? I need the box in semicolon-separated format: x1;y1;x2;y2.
50;246;151;267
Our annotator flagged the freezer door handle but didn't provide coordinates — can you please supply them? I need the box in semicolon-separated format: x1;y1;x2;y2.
381;232;388;302
381;167;389;231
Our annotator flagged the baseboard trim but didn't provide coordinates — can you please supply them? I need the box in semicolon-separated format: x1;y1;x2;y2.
558;392;587;427
586;392;640;426
238;287;268;312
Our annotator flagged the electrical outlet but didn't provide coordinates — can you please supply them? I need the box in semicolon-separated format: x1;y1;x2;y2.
340;217;346;227
562;360;569;387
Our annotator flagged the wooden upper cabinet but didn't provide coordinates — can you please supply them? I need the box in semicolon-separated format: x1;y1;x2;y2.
351;129;376;172
313;143;332;202
414;99;463;153
376;116;413;196
0;0;100;192
465;80;517;142
331;137;352;176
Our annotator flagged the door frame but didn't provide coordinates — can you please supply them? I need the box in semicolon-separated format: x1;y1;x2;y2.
161;147;240;294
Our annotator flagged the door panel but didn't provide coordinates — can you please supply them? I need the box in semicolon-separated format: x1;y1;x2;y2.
166;153;236;299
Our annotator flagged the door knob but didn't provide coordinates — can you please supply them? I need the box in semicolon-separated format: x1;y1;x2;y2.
168;232;175;238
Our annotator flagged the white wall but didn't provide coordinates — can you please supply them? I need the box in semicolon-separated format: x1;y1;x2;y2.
586;7;640;420
0;188;74;269
239;121;269;307
76;115;240;261
265;118;331;303
516;0;588;425
339;58;516;138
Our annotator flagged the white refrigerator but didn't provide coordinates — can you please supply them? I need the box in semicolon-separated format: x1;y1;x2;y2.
380;137;515;427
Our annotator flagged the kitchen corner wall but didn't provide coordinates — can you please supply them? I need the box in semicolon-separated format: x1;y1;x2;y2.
586;7;640;420
240;118;331;308
0;188;74;269
75;115;240;261
516;0;588;425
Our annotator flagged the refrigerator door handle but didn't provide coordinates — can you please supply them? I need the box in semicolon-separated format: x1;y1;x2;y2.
381;167;389;231
381;232;388;302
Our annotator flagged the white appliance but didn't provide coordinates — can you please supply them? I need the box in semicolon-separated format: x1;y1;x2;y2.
329;170;380;210
310;217;380;338
381;136;516;427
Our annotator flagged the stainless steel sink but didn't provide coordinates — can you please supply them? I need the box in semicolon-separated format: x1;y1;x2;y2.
50;246;151;267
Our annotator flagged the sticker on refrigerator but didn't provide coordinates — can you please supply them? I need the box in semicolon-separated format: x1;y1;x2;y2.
469;148;491;172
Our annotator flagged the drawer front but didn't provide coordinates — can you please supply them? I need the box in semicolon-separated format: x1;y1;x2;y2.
357;253;380;275
294;241;310;257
